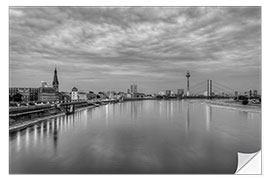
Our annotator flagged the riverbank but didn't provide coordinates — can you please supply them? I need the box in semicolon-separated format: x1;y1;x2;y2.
200;99;261;113
9;99;147;132
9;98;157;132
9;104;96;133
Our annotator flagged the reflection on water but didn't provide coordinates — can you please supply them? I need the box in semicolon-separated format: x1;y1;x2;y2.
16;131;21;153
205;105;212;132
25;128;29;150
131;102;137;120
9;100;261;174
186;103;190;134
53;125;58;153
105;105;109;127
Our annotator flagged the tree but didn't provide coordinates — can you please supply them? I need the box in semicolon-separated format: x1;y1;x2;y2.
13;93;23;102
242;99;249;105
156;95;163;99
87;92;97;100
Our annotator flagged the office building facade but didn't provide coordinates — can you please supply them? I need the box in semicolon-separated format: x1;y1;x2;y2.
130;84;137;94
9;87;39;102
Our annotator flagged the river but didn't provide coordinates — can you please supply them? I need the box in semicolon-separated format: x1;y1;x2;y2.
9;100;261;174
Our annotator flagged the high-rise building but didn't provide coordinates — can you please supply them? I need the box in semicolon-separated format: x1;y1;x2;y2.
249;90;252;97
130;84;137;94
52;67;59;92
253;90;258;97
127;89;130;94
165;90;172;96
177;89;184;96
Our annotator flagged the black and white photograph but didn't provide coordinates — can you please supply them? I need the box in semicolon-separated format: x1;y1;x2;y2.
8;6;261;174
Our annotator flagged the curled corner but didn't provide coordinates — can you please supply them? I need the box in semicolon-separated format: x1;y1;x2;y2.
235;151;261;174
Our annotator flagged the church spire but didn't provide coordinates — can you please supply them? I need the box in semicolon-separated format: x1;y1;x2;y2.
52;67;59;92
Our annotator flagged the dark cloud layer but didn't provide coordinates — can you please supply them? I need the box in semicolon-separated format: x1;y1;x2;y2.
9;7;261;93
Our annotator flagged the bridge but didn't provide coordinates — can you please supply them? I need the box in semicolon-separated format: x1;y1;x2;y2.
184;79;236;99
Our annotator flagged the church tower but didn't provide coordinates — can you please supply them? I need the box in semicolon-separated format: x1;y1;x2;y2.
52;67;59;92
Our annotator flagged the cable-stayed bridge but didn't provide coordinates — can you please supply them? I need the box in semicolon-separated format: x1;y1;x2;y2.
185;79;236;99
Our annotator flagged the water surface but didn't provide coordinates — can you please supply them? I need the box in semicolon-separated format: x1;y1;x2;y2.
9;100;261;174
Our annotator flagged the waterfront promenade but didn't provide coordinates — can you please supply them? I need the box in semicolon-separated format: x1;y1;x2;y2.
9;99;108;132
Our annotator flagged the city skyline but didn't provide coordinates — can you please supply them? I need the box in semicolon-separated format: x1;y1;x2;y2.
9;7;261;93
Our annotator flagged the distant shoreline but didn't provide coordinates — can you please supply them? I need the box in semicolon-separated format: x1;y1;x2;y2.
201;99;261;113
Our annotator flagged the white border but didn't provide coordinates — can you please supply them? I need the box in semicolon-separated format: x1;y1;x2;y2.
6;0;265;6
2;0;269;179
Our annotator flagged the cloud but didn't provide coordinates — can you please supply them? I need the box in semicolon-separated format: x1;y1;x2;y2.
9;9;25;17
9;7;261;93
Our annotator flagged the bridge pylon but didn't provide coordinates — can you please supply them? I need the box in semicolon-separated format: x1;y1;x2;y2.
207;80;213;99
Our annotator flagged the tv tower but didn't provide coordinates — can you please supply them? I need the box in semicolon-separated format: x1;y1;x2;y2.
186;71;191;96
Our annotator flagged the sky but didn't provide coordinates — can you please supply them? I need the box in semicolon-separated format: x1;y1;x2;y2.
9;7;261;94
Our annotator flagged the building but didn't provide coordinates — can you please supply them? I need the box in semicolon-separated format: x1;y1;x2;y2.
78;92;87;101
71;87;78;101
253;90;258;97
106;91;116;99
165;90;172;96
37;68;60;102
29;88;39;101
97;92;107;99
10;88;25;101
58;92;71;102
9;68;60;102
249;90;252;97
52;68;59;92
115;92;125;100
126;93;132;98
38;79;59;102
127;89;130;94
177;89;184;97
158;91;165;96
87;92;97;100
130;84;137;94
9;87;39;102
133;93;145;98
38;82;58;102
41;81;49;88
38;86;59;102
